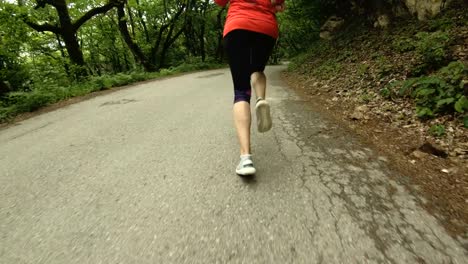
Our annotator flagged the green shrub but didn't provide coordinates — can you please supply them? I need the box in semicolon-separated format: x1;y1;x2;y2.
288;53;311;72
358;63;370;76
336;49;356;62
7;90;56;113
384;61;467;118
380;87;391;98
438;61;466;85
414;31;451;67
89;75;112;90
289;41;334;72
393;31;451;75
392;37;416;53
114;73;134;86
313;60;342;79
360;92;373;104
428;17;455;31
455;96;468;113
429;124;446;137
375;56;394;77
130;72;147;82
159;68;173;76
0;106;14;122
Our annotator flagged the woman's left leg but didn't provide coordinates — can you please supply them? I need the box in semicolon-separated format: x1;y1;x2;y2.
233;101;251;156
224;30;256;175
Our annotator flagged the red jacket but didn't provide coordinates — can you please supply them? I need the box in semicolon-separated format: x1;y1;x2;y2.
215;0;279;39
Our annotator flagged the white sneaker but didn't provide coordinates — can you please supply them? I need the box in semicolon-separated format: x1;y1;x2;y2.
255;98;272;133
236;155;256;176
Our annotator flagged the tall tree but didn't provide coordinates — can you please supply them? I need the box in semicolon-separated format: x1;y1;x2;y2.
0;2;30;95
22;0;123;75
117;0;190;71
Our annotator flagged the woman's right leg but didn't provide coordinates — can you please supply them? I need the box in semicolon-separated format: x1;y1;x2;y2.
251;72;267;100
250;32;276;133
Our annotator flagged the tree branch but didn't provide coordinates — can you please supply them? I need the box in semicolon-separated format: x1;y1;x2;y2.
34;0;57;10
24;20;60;34
73;1;121;31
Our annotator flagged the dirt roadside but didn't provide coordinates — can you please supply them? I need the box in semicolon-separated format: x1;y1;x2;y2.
283;71;467;239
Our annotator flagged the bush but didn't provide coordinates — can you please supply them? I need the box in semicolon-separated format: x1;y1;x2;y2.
428;17;455;31
288;41;333;72
114;73;134;86
429;124;446;137
384;61;467;118
7;90;56;113
0;106;14;122
415;31;451;67
392;31;451;75
313;60;342;79
392;37;416;53
288;53;311;72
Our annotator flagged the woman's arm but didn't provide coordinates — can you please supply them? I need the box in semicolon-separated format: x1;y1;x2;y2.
214;0;229;7
274;3;286;12
270;1;286;13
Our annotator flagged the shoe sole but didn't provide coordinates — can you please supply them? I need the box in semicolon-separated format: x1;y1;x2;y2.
256;100;272;133
236;167;256;176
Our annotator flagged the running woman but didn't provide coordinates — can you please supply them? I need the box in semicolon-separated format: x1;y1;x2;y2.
214;0;285;176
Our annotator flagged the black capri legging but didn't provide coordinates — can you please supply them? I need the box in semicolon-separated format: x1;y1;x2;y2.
224;29;276;103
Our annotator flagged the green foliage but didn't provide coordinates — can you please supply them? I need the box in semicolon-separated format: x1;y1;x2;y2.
6;90;56;113
414;31;451;67
429;124;446;137
428;17;455;31
312;60;342;79
172;60;221;73
464;116;468;128
0;2;32;93
288;40;334;72
288;53;312;72
359;91;373;104
392;31;451;75
375;56;394;77
336;49;356;62
455;96;468;113
380;87;391;99
358;63;370;77
277;0;322;57
410;76;454;117
438;61;466;85
392;37;415;53
384;61;467;118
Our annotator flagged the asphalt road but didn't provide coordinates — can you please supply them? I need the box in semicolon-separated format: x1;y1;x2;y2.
0;66;466;263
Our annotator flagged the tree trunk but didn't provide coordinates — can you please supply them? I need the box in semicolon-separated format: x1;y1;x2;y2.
215;7;226;61
24;0;119;77
0;80;10;96
135;0;150;42
198;0;210;62
55;33;71;77
53;0;87;75
159;18;186;69
126;4;137;38
150;25;168;65
117;4;156;72
200;22;206;62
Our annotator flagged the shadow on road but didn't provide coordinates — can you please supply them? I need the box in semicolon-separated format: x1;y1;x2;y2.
240;175;257;185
